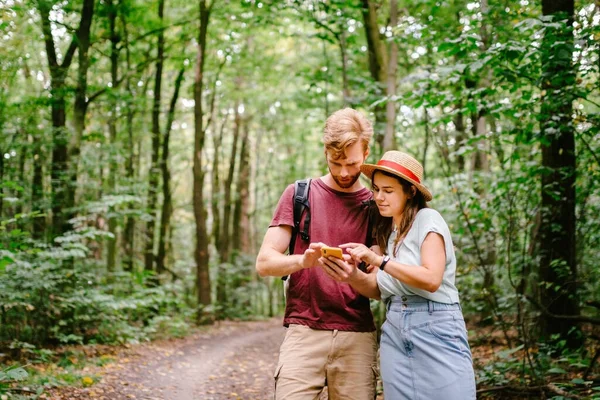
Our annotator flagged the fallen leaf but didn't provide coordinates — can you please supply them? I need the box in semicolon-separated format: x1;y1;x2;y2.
82;376;94;386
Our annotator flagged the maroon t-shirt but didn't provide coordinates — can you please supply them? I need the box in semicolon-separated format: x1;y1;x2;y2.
270;178;376;332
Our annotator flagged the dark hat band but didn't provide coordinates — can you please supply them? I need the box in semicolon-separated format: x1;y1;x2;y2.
377;160;421;184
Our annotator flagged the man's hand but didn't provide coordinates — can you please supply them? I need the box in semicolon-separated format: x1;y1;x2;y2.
301;242;327;270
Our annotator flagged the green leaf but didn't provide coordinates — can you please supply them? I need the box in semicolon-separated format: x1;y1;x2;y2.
6;367;28;381
0;256;13;272
547;367;567;374
437;42;457;53
497;345;524;359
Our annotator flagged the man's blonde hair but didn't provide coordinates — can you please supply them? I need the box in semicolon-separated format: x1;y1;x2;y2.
323;108;373;159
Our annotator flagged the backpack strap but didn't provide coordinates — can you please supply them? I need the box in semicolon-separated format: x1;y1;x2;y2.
283;178;312;281
294;179;311;241
364;199;376;248
359;199;377;272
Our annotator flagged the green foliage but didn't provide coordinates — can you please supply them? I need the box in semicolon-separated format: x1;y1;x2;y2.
0;223;195;349
477;345;524;387
212;253;263;320
0;364;29;395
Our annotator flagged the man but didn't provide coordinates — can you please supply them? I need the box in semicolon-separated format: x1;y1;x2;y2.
256;108;378;399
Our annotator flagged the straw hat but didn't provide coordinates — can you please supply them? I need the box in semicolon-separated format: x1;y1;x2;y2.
361;151;432;201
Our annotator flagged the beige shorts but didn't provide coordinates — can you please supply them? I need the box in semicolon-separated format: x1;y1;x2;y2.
273;324;378;400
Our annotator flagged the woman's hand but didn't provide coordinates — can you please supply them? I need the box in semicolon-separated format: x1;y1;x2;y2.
320;244;383;300
340;243;382;271
319;253;359;283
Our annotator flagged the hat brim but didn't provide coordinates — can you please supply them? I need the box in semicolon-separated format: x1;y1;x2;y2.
361;163;433;202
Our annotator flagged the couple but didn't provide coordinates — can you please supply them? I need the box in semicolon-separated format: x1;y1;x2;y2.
256;108;476;400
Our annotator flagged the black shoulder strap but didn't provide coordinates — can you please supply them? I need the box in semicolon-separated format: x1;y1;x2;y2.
364;199;377;248
289;178;312;255
283;178;311;282
358;199;377;272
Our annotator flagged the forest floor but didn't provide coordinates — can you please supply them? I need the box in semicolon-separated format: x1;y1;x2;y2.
18;318;596;400
43;318;286;400
39;317;389;400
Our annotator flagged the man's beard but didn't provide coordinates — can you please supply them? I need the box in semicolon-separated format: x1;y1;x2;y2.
329;167;361;189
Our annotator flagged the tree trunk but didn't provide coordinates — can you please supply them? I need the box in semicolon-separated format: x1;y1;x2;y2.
67;0;95;235
215;104;241;311
219;102;241;263
16;135;26;219
474;114;497;326
338;29;351;106
239;128;252;254
538;0;580;348
232;120;251;254
211;116;227;256
144;0;165;273
193;0;212;322
37;0;94;238
230;121;252;313
470;0;499;325
0;147;3;218
453;105;466;172
120;7;136;272
322;40;330;118
422;109;430;178
212;116;227;313
249;126;266;254
470;0;491;188
383;0;398;152
157;67;185;274
31;132;45;239
21;62;45;238
470;114;489;184
361;0;387;153
106;0;120;276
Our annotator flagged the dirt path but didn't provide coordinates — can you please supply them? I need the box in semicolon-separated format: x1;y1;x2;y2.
47;318;285;400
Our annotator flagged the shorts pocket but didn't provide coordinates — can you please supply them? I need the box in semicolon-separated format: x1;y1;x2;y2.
273;363;283;400
371;363;380;379
273;363;283;379
371;364;380;400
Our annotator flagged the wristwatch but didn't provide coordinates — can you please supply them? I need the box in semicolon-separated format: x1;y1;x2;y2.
380;255;390;271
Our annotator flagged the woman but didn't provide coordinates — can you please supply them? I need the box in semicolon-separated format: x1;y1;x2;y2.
319;150;476;400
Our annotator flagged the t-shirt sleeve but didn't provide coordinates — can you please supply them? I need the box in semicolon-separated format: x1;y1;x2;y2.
269;184;295;228
376;269;395;302
417;209;450;249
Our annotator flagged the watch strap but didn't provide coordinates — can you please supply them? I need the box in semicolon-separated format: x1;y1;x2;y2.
380;255;390;271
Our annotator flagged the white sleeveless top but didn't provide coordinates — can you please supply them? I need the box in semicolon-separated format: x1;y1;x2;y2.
376;208;460;304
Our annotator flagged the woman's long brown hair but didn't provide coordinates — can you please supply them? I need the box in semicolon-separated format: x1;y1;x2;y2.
372;170;428;256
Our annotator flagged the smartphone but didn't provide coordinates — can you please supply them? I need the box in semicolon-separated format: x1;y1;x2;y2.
321;246;344;259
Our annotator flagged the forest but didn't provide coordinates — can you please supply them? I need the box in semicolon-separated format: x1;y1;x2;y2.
0;0;599;398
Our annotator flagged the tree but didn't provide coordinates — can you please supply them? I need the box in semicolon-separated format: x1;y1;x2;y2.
383;0;398;152
193;0;212;322
232;120;251;254
106;0;121;276
219;100;241;264
144;0;166;273
37;0;95;238
361;0;387;153
538;0;580;348
156;66;185;275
